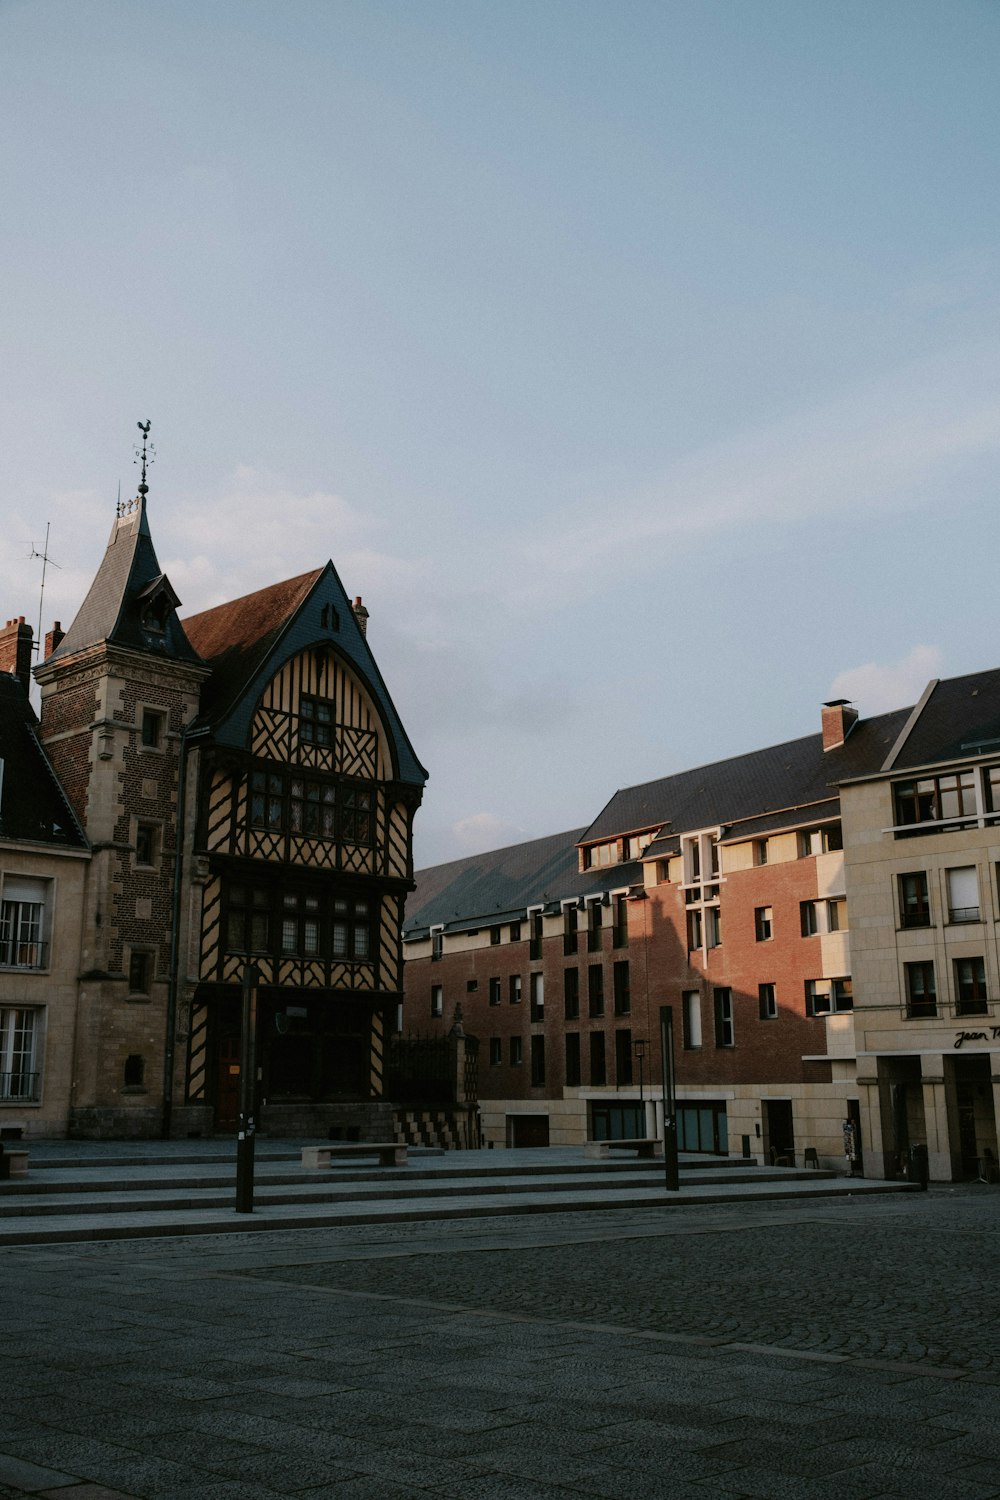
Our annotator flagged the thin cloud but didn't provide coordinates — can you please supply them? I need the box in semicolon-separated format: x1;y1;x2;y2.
829;646;944;716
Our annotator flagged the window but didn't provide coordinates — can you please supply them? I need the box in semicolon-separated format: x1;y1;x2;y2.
509;974;522;1005
509;921;521;942
430;927;443;961
755;906;773;942
140;708;164;749
713;988;734;1048
509;1036;523;1066
466;978;478;993
332;897;370;959
947;867;980;924
758;983;777;1020
955;957;988;1016
128;949;153;996
827;898;847;932
800;901;819;937
490;925;501;946
0;877;50;969
588;965;604;1017
612;894;629;949
226;885;270;953
0;1007;40;1101
529;972;544;1022
589;1031;606;1086
798;825;843;856
529;911;543;961
565;1032;581;1087
905;961;937;1018
584;841;617;869
613;961;630;1015
489;977;501;1007
563;968;580;1020
339;785;373;845
251;770;284;831
123;1054;145;1089
587;901;603;953
899;872;931;928
805;977;853;1016
563;904;578;956
614;1028;633;1086
682;990;702;1049
686;908;702;951
281;892;322;957
894;772;977;829
134;822;159;868
299;695;333;746
530;1035;545;1087
489;1037;502;1066
754;838;769;866
431;985;443;1018
706;907;721;948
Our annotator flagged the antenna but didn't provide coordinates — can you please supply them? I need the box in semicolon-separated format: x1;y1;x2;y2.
29;522;61;656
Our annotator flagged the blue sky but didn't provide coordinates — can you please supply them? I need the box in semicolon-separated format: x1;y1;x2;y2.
2;0;999;866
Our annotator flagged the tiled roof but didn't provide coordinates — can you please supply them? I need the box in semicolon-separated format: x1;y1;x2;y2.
47;500;200;665
580;709;911;844
0;675;87;847
183;570;323;726
404;828;643;937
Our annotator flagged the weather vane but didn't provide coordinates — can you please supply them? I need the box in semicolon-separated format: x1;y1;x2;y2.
120;420;155;515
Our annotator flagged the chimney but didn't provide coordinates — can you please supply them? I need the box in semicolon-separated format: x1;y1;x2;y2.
0;616;33;695
44;621;65;660
822;699;858;751
352;596;369;638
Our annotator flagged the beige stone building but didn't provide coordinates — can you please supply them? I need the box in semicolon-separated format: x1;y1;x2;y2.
840;668;1000;1183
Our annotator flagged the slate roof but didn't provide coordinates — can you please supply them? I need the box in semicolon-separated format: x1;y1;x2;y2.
404;828;644;938
882;668;1000;773
47;499;200;665
580;709;912;846
0;675;87;848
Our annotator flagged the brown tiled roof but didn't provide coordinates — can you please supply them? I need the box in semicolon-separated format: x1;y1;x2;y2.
183;570;323;725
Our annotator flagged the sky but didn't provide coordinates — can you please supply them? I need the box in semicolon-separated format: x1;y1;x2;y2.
2;0;999;868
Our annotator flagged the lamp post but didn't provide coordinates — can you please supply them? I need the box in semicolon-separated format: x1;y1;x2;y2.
235;960;260;1213
659;1005;679;1191
633;1038;646;1134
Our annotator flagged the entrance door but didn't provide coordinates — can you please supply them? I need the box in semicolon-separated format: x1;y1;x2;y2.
508;1115;550;1147
215;1033;241;1130
764;1099;794;1163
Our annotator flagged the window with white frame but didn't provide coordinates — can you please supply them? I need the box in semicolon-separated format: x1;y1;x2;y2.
680;831;722;956
0;877;51;970
0;1006;40;1101
682;990;702;1049
805;977;853;1016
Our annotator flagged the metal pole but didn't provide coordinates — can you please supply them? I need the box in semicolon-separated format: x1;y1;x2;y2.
235;962;259;1213
634;1039;646;1133
659;1005;679;1191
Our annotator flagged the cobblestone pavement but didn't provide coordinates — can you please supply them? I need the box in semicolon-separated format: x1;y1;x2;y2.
1;1186;999;1500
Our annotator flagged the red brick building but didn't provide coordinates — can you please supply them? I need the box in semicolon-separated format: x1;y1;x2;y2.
403;700;910;1163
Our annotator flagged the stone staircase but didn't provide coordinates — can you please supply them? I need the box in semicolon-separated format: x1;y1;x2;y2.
0;1143;914;1246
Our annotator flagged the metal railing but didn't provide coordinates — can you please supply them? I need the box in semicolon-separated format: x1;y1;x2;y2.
0;940;48;970
0;1071;40;1102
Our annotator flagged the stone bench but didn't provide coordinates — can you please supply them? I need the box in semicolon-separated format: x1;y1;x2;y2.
301;1142;407;1169
583;1138;663;1160
0;1148;28;1179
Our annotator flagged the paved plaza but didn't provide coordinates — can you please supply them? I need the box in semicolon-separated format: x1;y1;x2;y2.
1;1185;999;1499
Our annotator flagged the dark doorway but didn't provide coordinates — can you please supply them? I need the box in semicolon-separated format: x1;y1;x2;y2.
215;1031;241;1130
508;1114;550;1147
764;1099;794;1163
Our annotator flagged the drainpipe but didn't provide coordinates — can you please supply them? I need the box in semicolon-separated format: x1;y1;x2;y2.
162;724;208;1139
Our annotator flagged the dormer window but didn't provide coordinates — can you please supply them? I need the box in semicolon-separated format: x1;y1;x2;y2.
136;574;180;640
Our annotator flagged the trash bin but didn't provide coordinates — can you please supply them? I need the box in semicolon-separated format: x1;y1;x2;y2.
909;1143;929;1190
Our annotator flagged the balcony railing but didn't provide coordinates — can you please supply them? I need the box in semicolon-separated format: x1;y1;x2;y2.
0;940;49;970
949;907;981;924
0;1071;40;1102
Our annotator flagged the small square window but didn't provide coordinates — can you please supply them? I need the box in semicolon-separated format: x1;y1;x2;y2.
135;822;158;867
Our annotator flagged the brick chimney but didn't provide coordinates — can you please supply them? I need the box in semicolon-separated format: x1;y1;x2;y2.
0;616;33;695
822;699;859;751
44;621;65;659
352;596;369;638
